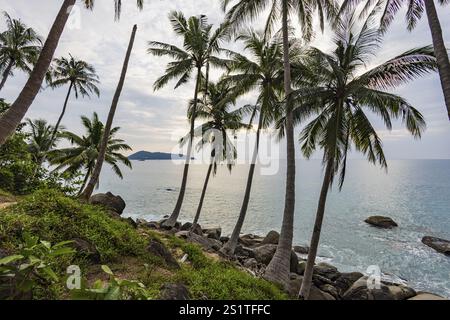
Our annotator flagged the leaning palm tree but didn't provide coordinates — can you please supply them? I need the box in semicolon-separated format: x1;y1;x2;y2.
291;14;436;299
49;112;132;194
340;0;450;120
148;12;232;227
80;24;137;200
220;29;284;255
25;118;59;165
222;0;338;289
185;81;249;231
0;0;143;146
0;12;42;91
47;54;100;145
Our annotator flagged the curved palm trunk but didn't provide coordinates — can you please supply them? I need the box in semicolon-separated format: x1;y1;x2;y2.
80;25;137;200
0;0;75;146
424;0;450;120
264;0;296;289
163;66;202;227
50;82;73;145
0;59;14;92
78;167;92;196
191;161;213;231
221;114;263;255
298;159;333;299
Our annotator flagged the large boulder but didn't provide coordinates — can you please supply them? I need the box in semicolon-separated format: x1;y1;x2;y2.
159;283;191;300
342;276;415;300
147;239;180;269
408;292;447;300
260;230;279;245
89;192;126;215
70;238;101;263
239;234;264;247
253;244;277;265
293;245;309;255
235;245;256;258
334;272;364;295
364;216;398;229
422;236;450;256
288;274;335;300
175;231;222;251
203;228;222;241
180;222;203;236
314;262;341;281
290;251;299;273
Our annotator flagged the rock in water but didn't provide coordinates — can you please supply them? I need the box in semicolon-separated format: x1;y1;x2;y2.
147;239;180;269
364;216;398;229
342;276;416;300
422;236;450;256
160;283;191;300
293;245;309;255
408;292;447;300
260;230;280;245
89;192;126;215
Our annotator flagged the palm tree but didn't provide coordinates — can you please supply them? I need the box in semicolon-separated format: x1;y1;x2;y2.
220;30;284;255
47;54;100;146
148;12;232;227
49;112;132;194
222;0;338;289
340;0;450;120
0;0;144;146
0;99;8;114
185;81;249;231
80;24;137;200
0;12;42;91
292;14;436;299
25;118;59;165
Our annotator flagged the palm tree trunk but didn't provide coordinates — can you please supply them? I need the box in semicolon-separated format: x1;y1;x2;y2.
0;59;14;92
0;0;76;146
424;0;450;120
78;167;92;196
298;159;333;299
221;113;263;255
80;24;138;200
163;66;202;227
264;0;296;290
191;160;213;231
49;82;73;146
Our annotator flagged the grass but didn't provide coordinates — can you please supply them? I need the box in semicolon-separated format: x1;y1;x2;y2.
0;189;287;300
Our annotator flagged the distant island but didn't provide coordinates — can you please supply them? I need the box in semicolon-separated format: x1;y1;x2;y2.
128;151;193;161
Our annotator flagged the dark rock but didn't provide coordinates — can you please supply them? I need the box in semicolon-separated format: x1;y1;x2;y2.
342;276;414;300
159;219;181;230
319;284;340;299
70;238;101;263
123;217;137;228
243;258;258;269
388;285;416;300
253;244;277;265
260;230;279;245
137;219;160;229
297;261;307;275
334;272;364;295
204;228;222;240
314;262;340;281
293;245;309;255
220;236;230;243
364;216;398;229
290;251;299;273
422;236;450;256
312;274;335;287
235;245;255;258
180;222;203;235
175;231;222;251
160;283;191;300
89;192;126;215
239;234;264;247
288;274;335;300
147;239;180;269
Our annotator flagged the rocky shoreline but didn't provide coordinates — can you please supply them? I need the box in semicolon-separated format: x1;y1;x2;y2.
92;192;448;300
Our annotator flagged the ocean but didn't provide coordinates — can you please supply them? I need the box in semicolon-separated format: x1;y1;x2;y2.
98;159;450;297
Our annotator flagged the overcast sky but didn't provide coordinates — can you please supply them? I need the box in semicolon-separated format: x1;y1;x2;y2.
0;0;449;159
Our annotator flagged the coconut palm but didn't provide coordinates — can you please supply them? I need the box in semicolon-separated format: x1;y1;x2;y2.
219;29;284;255
0;0;144;146
184;81;249;230
222;0;338;289
148;12;232;227
0;12;42;91
290;14;436;299
47;54;100;146
49;112;132;194
25;118;59;165
80;24;137;200
340;0;450;120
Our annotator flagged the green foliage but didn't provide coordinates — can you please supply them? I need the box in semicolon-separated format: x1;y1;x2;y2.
71;265;150;300
0;189;147;261
0;234;74;299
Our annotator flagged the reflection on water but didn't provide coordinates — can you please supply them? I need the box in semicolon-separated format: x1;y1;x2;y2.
99;159;450;297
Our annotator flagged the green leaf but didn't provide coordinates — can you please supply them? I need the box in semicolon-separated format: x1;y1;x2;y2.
105;286;121;300
0;255;24;265
41;267;59;282
101;265;114;276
